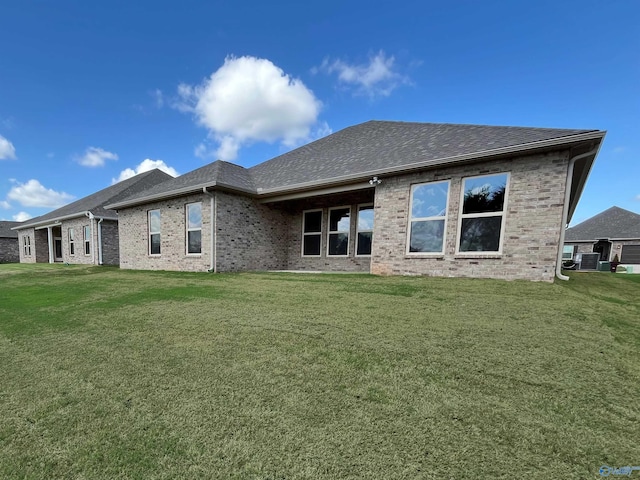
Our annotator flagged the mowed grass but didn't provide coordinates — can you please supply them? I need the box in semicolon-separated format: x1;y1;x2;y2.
0;265;639;479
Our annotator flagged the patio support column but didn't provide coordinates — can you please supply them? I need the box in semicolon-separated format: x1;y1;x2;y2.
47;226;54;264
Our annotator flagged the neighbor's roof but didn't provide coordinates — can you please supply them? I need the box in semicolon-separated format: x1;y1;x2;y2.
14;169;173;230
565;206;640;241
0;221;22;238
106;120;605;210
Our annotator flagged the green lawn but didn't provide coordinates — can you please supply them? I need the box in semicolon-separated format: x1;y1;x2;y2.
0;265;638;479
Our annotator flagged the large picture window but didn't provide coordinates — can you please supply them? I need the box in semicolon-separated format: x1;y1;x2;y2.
356;204;374;256
328;207;350;256
69;228;75;255
457;173;509;253
407;181;450;254
302;209;322;256
186;203;202;254
84;225;91;255
149;209;161;255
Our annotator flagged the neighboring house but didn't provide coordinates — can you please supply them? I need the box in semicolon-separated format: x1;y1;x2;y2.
106;120;605;282
0;221;22;263
564;206;640;269
13;169;172;265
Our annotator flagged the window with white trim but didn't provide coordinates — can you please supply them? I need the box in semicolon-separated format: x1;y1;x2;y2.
407;181;450;254
302;209;322;256
562;245;575;260
186;202;202;254
457;173;509;253
23;235;31;256
149;209;161;255
83;225;91;255
69;228;75;255
356;204;374;256
328;207;350;256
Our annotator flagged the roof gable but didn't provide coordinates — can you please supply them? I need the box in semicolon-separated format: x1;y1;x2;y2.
566;206;640;241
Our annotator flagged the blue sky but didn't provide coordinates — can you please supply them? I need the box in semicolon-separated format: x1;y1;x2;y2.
1;0;638;225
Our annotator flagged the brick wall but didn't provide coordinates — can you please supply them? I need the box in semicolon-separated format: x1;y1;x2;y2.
100;220;119;265
118;193;212;272
370;150;570;282
215;191;289;272
62;218;95;265
0;238;19;263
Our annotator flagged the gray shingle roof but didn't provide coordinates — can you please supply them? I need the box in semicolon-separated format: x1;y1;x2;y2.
107;120;603;208
0;221;22;238
565;206;640;241
15;169;173;230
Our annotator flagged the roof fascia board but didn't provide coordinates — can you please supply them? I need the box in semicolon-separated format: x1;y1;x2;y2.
257;181;372;204
14;211;90;230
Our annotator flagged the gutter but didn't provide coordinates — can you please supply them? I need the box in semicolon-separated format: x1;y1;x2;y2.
13;211;118;231
202;188;216;272
555;145;600;281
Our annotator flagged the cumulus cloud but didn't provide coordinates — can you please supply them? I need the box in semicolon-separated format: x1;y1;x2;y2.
0;200;11;209
152;89;164;108
112;159;178;184
76;147;118;167
316;51;409;97
7;179;75;208
13;211;32;222
175;55;322;161
0;134;17;160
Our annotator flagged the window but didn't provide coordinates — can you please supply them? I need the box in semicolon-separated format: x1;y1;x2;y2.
84;225;91;255
69;228;75;255
407;181;450;254
328;207;350;256
302;210;322;256
356;204;374;256
149;209;161;255
186;203;202;254
457;173;509;253
23;236;31;256
562;245;575;260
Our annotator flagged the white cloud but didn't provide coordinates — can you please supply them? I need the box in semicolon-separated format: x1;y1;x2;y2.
175;55;322;161
76;147;118;167
0;200;11;209
112;158;179;184
13;211;32;222
7;179;75;208
0;134;17;160
317;51;409;97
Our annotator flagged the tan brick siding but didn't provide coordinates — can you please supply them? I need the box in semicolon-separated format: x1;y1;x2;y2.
370;150;570;282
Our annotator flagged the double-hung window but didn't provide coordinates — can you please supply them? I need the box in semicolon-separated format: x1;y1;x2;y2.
69;228;75;255
186;203;202;254
457;173;509;253
327;207;350;256
84;225;91;255
23;236;31;256
149;209;161;255
302;209;322;256
407;181;450;254
356;204;374;256
562;245;575;260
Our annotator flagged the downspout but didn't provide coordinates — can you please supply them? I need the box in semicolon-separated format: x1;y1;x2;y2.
555;146;599;281
87;212;95;265
97;217;104;265
47;226;54;263
203;187;216;272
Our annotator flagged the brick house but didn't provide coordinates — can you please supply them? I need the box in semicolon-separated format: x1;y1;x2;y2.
13;169;172;265
0;221;21;263
106;121;605;282
563;206;640;270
